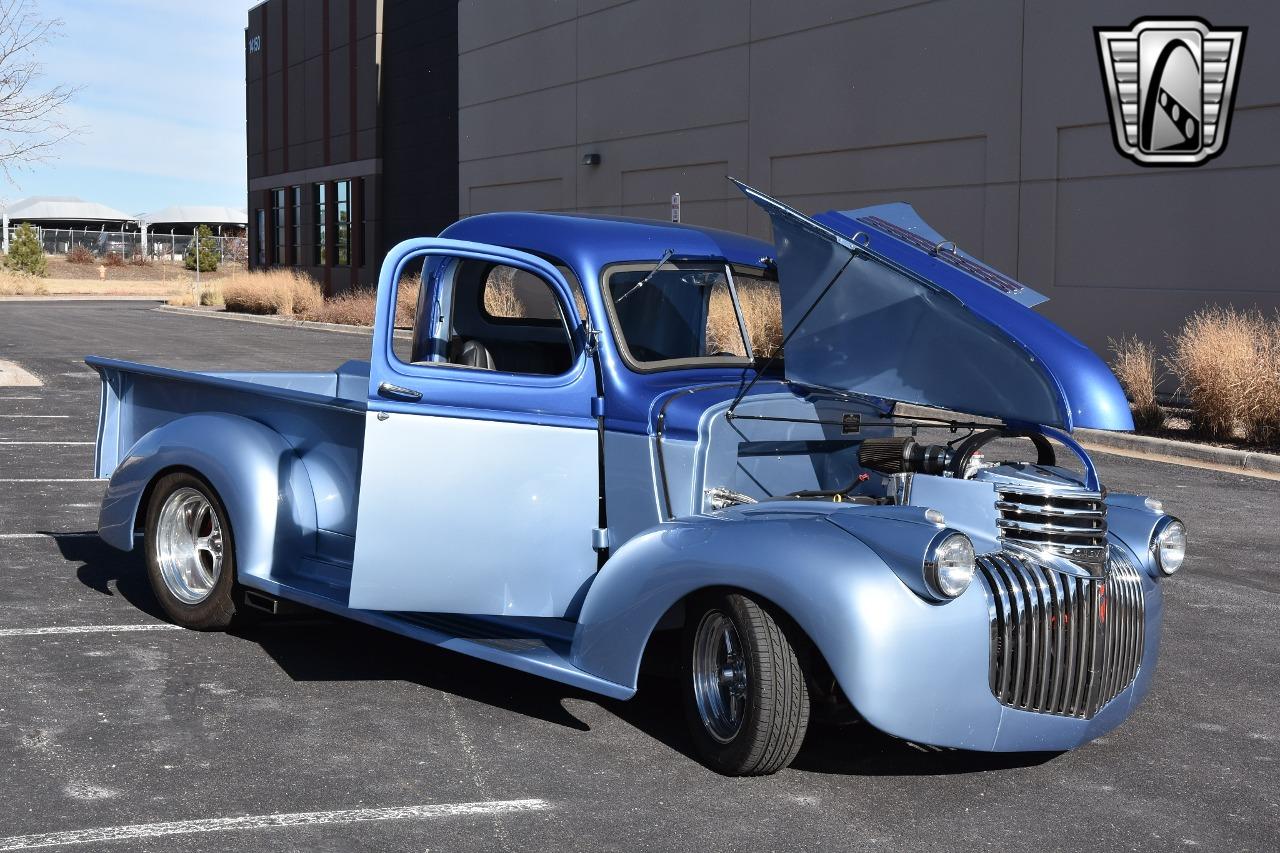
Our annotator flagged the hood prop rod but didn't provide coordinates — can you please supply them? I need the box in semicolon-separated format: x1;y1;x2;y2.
726;250;856;417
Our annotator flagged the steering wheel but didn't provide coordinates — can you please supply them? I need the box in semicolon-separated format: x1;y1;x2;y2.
949;428;1056;477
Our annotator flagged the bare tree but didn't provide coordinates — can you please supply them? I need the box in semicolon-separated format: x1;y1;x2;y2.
0;0;77;182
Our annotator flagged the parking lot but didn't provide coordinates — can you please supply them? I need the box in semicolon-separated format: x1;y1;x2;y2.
0;300;1277;851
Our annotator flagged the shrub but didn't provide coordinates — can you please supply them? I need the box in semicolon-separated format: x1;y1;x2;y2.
0;269;49;295
221;268;321;316
304;289;378;326
395;274;419;328
102;252;125;268
199;284;223;307
706;278;783;358
5;222;47;277
1109;335;1165;431
1165;307;1279;442
128;252;151;267
1247;318;1280;446
299;274;420;328
183;224;219;272
482;267;525;319
66;244;94;264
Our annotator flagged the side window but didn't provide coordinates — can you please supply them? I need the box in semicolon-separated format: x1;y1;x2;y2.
394;258;577;377
390;260;423;365
482;266;561;321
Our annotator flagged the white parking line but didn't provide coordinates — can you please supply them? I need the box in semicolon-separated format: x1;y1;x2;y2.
0;441;94;445
0;415;71;418
0;799;552;850
0;533;97;539
0;624;181;637
0;396;43;400
0;476;100;482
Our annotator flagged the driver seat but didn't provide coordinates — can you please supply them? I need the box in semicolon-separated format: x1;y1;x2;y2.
452;338;496;371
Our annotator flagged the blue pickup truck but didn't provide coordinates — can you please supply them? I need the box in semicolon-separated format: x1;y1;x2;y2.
88;182;1185;775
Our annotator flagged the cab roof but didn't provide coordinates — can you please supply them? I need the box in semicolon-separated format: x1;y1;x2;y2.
439;211;773;281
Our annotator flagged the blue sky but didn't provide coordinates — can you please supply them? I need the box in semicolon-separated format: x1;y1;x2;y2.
2;0;255;217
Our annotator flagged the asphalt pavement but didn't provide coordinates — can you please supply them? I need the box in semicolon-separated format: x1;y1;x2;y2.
0;300;1276;852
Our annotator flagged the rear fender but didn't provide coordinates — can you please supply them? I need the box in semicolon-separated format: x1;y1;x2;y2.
98;413;317;582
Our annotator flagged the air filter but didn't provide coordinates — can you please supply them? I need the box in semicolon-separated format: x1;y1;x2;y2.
858;437;917;474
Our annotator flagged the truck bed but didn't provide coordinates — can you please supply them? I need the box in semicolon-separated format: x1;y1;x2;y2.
88;355;369;546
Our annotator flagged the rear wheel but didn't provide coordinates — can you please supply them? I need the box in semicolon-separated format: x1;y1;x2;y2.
144;472;239;630
681;591;810;775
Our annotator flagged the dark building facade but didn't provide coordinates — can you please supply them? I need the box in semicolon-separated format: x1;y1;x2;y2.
245;0;457;292
454;0;1280;382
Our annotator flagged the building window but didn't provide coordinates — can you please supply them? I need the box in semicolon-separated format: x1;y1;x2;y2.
335;179;351;266
271;188;286;265
290;186;303;263
357;178;366;268
314;182;327;265
255;209;266;266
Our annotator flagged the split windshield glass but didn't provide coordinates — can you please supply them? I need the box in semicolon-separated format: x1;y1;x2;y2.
604;262;779;368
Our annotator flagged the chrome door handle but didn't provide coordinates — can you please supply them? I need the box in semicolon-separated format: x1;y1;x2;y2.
377;382;422;402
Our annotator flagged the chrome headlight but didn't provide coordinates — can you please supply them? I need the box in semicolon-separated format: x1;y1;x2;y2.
1151;516;1186;575
925;532;976;599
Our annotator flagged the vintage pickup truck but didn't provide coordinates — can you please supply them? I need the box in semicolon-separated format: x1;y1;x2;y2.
88;182;1185;775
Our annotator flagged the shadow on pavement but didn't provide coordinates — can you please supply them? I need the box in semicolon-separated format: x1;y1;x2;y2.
246;618;597;732
60;533;1063;777
51;532;167;620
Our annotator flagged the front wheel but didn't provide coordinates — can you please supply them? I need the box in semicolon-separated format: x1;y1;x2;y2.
681;592;811;775
144;472;240;630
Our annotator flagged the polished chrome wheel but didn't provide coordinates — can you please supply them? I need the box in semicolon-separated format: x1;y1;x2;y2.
691;609;749;743
154;487;224;604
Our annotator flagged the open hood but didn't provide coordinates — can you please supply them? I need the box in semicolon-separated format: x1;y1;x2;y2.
733;181;1132;431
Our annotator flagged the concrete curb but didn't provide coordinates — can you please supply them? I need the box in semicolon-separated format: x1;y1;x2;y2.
1074;428;1280;476
156;305;376;336
894;402;1280;477
0;295;168;302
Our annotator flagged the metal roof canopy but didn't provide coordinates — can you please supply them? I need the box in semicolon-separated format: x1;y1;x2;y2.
1;196;135;223
143;205;248;227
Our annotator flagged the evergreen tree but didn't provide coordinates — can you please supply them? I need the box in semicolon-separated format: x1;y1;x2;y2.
5;222;47;276
183;224;219;272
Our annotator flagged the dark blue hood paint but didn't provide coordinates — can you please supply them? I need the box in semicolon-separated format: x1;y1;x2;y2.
735;181;1132;432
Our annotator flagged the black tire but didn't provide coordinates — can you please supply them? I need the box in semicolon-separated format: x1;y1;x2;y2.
144;472;239;630
681;591;810;775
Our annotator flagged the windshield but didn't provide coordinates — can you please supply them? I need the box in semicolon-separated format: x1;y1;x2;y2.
604;261;780;368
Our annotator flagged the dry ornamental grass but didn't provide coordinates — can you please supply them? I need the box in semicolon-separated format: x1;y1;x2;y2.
1109;335;1164;431
1165;307;1280;445
0;269;49;296
706;278;784;357
219;269;323;316
210;270;421;328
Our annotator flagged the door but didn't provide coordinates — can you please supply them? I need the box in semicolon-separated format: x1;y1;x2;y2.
348;238;600;617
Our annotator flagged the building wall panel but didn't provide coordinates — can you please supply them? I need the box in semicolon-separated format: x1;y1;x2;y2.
458;0;1280;379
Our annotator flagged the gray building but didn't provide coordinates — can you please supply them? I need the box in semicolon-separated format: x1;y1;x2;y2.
245;0;457;293
456;0;1280;370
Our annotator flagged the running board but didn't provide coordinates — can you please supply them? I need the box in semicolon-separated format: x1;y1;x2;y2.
239;573;635;701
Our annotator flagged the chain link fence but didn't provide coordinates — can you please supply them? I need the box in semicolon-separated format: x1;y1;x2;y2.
3;226;247;265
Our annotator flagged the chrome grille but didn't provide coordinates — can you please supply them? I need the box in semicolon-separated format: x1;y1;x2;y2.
995;486;1108;574
978;548;1145;719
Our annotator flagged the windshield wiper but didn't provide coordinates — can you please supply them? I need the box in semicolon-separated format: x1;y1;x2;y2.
615;248;674;304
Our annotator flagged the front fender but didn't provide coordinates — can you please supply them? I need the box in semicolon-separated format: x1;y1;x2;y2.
98;413;317;583
572;506;996;746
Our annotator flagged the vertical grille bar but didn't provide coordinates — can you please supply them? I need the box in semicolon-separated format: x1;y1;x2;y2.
979;549;1145;719
1046;567;1067;711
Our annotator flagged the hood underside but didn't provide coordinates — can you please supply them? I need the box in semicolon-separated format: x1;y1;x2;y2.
733;181;1132;432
